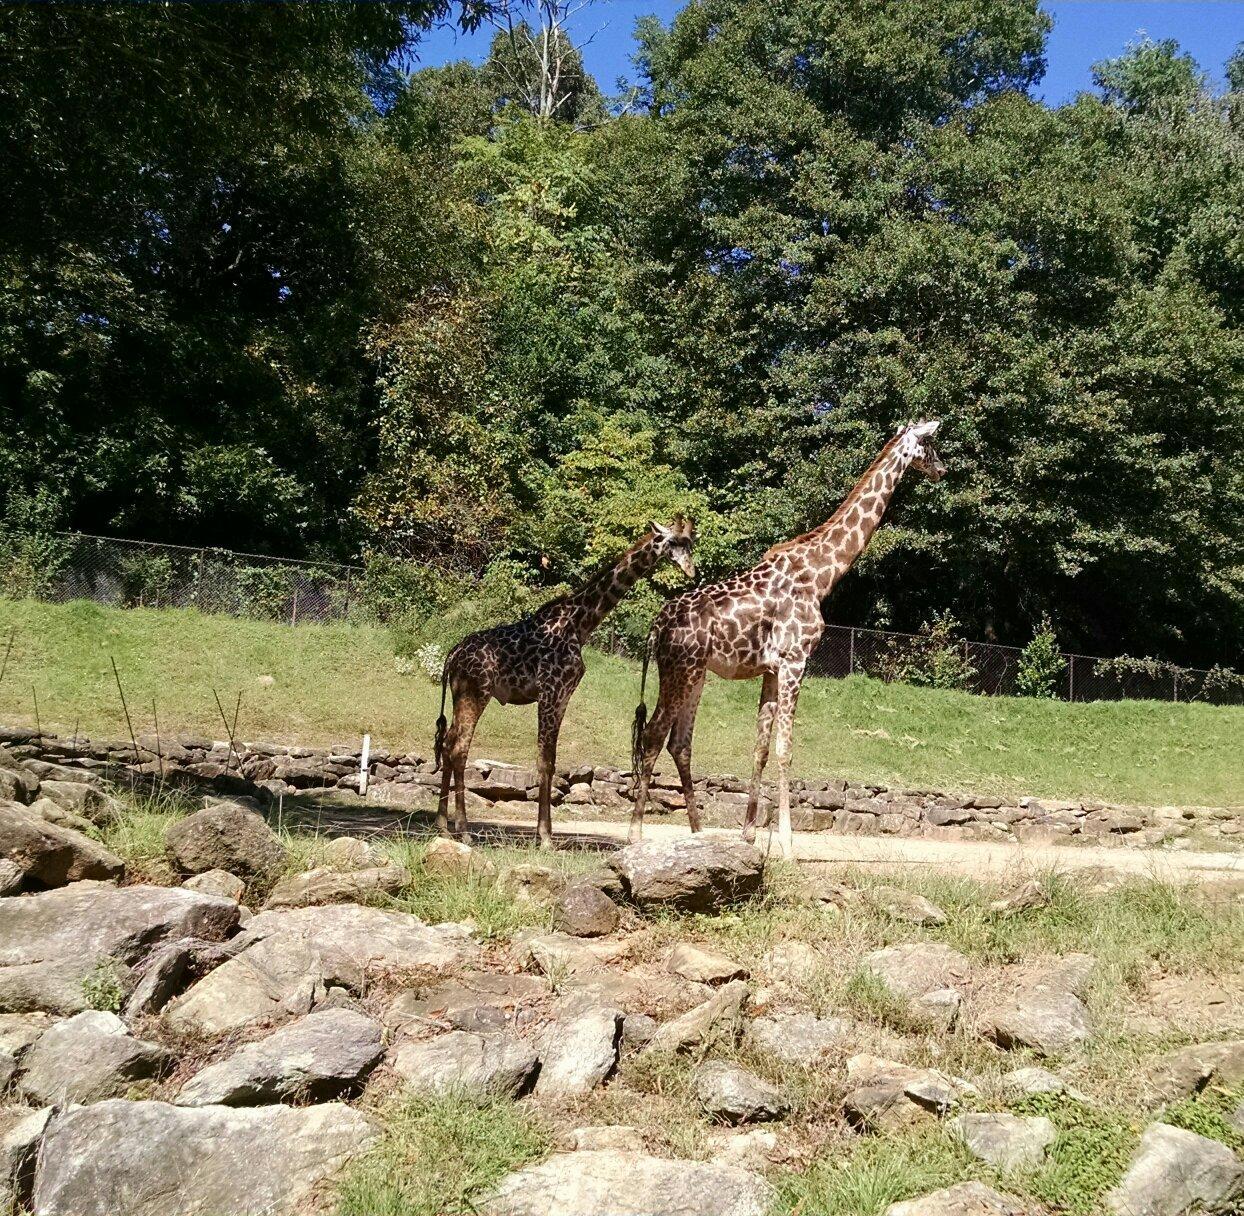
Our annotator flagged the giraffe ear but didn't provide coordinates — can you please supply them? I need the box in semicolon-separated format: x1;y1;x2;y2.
912;419;940;438
649;520;671;540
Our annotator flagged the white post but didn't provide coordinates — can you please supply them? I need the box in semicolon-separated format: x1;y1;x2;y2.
359;733;371;797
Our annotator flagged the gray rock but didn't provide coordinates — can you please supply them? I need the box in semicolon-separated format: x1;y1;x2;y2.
29;797;98;836
864;943;970;999
667;944;748;985
122;936;239;1020
18;1011;171;1105
567;1125;645;1151
423;837;492;876
0;1012;52;1060
322;836;381;870
0;858;22;895
183;869;245;902
911;987;962;1031
746;1011;856;1065
390;1031;538;1098
885;1181;1032;1215
0;763;38;803
984;988;1092;1055
1145;1040;1244;1105
176;1008;384;1106
868;886;948;926
553;884;620;938
1230;1101;1244;1134
990;880;1050;915
535;1006;623;1098
165;801;286;879
482;1149;773;1216
842;1055;975;1133
950;1112;1056;1170
0;882;239;1014
0;805;124;887
1000;1066;1084;1100
645;980;749;1054
608;837;764;912
514;931;627;977
31;782;115;825
32;1098;378;1216
165;903;476;1036
1105;1122;1244;1216
1;1104;52;1213
388;972;551;1033
694;1061;790;1125
497;864;563;905
262;864;409;910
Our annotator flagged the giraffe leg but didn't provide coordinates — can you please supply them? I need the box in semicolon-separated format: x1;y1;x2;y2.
628;692;677;844
446;693;486;841
742;672;779;844
534;693;571;850
667;675;705;833
772;660;806;859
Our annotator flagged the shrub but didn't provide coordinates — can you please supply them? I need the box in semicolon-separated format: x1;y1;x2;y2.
0;488;73;599
233;564;296;621
119;551;177;607
884;611;978;691
1016;615;1067;697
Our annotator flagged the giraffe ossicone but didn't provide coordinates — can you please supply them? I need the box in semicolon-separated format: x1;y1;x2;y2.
433;517;696;847
630;422;947;858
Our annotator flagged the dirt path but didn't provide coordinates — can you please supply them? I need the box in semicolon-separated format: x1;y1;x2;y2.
534;815;1244;883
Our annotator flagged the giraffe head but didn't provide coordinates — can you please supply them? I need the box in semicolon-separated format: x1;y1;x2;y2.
649;516;697;579
897;419;946;482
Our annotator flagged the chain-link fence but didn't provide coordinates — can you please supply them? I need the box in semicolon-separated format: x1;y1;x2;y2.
806;623;1244;706
1;531;360;625
3;530;1240;705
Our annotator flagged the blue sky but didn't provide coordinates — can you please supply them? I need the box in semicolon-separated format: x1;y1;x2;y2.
411;0;1244;105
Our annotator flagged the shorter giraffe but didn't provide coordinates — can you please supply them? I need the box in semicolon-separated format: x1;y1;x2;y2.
435;518;696;847
631;422;946;857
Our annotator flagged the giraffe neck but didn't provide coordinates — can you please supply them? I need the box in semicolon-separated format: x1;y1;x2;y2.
786;438;914;600
566;534;660;642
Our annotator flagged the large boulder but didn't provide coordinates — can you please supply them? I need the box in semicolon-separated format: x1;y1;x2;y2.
983;987;1092;1055
164;903;477;1036
183;870;246;902
0;805;124;888
261;864;410;910
0;858;23;896
32;1099;378;1216
2;1103;52;1212
693;1061;790;1125
482;1150;773;1216
866;886;948;926
32;782;116;825
18;1011;171;1105
1105;1122;1243;1216
884;1182;1032;1216
608;837;764;912
390;1031;539;1098
0;882;239;1015
535;1007;623;1099
176;1008;384;1106
165;801;287;879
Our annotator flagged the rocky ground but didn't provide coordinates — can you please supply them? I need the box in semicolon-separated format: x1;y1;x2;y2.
1;744;1243;1216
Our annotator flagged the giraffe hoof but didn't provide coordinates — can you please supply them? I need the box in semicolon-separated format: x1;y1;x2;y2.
538;836;555;852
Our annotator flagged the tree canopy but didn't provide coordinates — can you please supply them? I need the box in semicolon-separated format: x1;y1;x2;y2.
1;2;1240;665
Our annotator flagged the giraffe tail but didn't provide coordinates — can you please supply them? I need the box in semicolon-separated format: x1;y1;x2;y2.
432;658;450;773
631;629;654;774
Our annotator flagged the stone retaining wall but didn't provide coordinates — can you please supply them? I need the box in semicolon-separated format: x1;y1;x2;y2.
1;725;1238;849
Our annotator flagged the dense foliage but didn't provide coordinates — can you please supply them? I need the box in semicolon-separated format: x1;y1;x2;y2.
2;2;1241;664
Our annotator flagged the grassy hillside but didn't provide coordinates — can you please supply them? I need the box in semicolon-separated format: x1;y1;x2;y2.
2;598;1241;807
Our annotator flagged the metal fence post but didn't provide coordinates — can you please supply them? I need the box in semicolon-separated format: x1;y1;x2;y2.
848;628;855;676
1068;655;1075;703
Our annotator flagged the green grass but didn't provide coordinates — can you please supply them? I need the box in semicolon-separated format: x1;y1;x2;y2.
335;1093;550;1216
4;598;1243;804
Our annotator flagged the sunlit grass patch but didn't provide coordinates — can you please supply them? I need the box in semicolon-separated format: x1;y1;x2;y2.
335;1092;550;1216
97;784;196;884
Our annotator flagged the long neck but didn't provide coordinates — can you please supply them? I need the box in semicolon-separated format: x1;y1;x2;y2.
774;438;914;600
567;534;660;641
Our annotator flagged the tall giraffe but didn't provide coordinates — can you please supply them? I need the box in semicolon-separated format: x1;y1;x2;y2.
630;422;945;857
434;518;696;847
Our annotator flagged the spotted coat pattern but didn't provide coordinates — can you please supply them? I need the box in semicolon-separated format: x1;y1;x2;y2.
436;519;696;845
630;422;946;857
